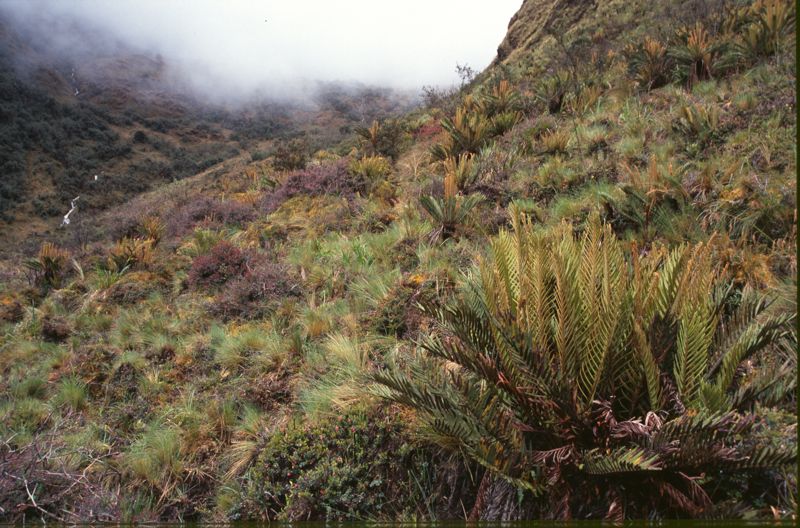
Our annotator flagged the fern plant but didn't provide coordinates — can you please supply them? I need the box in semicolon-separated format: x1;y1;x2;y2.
669;23;727;87
725;0;796;66
627;37;672;90
442;153;478;193
373;209;795;519
431;98;493;161
674;103;721;152
24;242;71;289
419;170;484;240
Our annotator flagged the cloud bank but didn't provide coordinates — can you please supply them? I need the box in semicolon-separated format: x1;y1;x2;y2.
0;0;522;100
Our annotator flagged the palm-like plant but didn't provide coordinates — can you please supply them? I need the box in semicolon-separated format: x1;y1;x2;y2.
726;0;796;66
431;97;493;161
373;210;795;519
24;242;71;289
442;153;478;193
482;80;521;117
355;120;381;154
627;37;671;90
669;23;726;87
419;170;484;240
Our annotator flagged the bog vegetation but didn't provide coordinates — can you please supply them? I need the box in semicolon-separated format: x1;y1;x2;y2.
0;0;796;522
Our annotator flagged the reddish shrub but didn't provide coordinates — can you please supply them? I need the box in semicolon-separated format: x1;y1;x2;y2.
187;241;248;289
41;315;71;342
413;121;443;140
210;261;299;320
168;198;256;237
261;160;367;213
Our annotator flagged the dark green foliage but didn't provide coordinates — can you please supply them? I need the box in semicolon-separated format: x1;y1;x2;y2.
240;410;428;521
354;119;406;160
272;138;309;171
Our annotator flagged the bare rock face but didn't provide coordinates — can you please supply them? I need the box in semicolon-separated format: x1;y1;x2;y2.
493;0;602;66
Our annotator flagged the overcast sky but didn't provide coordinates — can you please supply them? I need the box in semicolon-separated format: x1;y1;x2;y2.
1;0;522;98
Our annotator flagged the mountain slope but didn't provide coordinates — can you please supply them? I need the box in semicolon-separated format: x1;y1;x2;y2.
0;0;796;522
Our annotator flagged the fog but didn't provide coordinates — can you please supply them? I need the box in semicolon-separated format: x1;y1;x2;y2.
0;0;522;101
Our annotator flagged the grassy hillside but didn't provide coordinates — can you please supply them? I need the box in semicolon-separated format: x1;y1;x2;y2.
0;0;796;522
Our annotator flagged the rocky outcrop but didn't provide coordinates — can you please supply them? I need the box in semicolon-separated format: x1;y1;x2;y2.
493;0;601;66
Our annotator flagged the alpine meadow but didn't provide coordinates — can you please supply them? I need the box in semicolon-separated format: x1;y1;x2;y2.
0;0;797;522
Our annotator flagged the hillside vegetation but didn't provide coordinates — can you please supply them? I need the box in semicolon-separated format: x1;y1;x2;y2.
0;0;796;522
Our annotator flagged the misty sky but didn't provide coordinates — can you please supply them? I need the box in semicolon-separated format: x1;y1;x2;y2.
1;0;522;97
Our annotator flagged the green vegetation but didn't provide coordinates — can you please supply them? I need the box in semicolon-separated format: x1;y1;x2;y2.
0;0;795;522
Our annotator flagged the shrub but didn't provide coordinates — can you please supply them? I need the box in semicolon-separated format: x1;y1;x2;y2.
242;410;426;521
168;197;256;236
354;119;405;160
374;210;795;519
261;160;365;213
0;295;25;323
272;138;309;171
187;241;247;289
209;260;299;319
41;315;71;342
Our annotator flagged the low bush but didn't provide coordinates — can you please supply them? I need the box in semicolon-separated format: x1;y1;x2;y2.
168;197;257;237
210;260;299;320
187;241;248;289
240;409;428;521
261;160;366;214
272;138;309;171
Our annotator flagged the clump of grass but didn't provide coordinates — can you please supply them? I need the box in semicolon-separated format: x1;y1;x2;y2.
124;425;183;489
299;333;395;417
178;228;226;257
54;376;88;411
224;405;270;480
11;375;48;400
0;397;50;438
211;325;270;371
548;182;624;224
535;156;581;192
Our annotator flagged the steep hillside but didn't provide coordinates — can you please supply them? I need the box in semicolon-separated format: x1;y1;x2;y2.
0;0;796;522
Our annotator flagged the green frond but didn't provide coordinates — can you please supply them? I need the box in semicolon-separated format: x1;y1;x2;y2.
582;447;662;475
